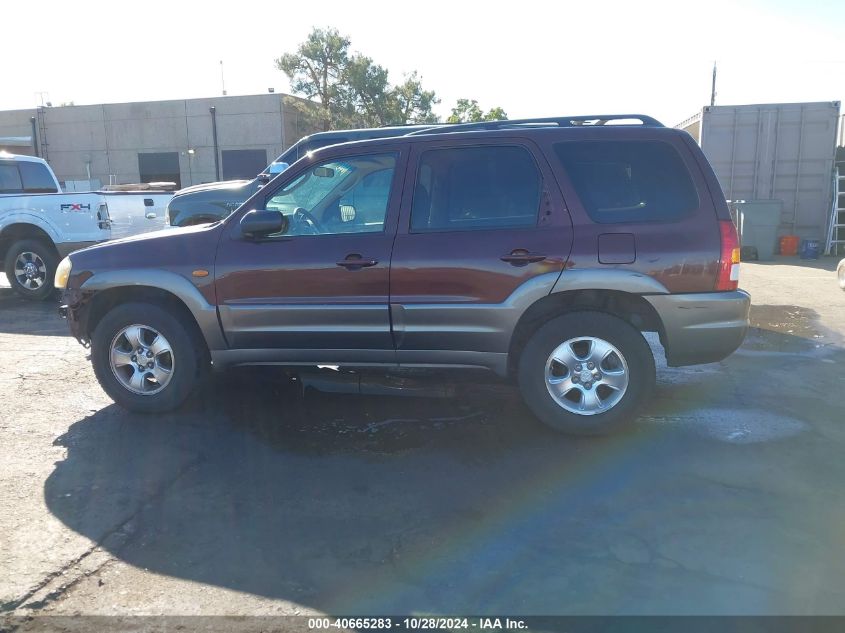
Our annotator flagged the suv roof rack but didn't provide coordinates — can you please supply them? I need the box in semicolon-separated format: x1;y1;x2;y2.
407;114;664;136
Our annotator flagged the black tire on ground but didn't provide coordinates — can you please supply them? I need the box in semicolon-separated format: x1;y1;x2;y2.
4;238;58;301
517;311;655;435
91;302;204;413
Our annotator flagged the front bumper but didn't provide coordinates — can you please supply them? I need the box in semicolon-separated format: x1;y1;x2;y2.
58;287;91;346
645;290;751;366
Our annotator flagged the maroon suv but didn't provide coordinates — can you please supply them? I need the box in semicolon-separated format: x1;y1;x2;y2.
57;115;749;434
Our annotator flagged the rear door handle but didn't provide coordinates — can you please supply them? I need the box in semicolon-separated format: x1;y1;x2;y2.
336;254;378;270
500;250;547;266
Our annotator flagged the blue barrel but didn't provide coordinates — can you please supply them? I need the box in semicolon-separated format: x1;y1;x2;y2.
800;239;820;260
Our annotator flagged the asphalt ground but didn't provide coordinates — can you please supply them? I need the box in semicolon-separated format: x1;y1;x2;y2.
1;257;845;620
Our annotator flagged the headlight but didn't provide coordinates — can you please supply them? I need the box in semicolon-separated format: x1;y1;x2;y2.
54;256;73;289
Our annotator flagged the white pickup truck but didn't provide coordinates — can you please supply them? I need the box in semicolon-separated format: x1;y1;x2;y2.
0;153;173;300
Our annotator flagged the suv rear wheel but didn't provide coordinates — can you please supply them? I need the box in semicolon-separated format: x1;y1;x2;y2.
4;239;58;301
517;311;655;435
91;302;202;413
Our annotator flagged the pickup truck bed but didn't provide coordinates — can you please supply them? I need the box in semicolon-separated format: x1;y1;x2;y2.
0;153;172;300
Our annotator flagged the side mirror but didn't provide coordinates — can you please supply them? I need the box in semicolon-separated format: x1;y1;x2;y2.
240;209;287;238
267;162;289;175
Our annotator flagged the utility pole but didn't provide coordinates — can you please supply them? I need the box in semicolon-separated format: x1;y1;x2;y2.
220;60;227;96
209;106;220;181
710;61;717;107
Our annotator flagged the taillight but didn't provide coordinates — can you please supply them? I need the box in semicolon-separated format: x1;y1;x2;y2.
716;220;740;291
97;202;111;230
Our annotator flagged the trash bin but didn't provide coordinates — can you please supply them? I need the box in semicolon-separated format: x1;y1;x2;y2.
731;200;783;261
779;235;800;256
800;239;820;260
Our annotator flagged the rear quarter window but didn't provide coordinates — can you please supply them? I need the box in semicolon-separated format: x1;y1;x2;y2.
0;163;23;193
553;140;699;223
18;161;58;193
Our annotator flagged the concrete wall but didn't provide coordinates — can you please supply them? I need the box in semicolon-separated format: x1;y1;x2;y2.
0;108;38;156
0;94;319;188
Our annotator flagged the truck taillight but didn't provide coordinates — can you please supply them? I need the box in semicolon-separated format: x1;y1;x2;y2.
97;202;111;230
716;220;740;291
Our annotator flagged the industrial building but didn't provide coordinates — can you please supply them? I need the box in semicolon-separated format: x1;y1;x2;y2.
0;94;319;190
675;101;841;247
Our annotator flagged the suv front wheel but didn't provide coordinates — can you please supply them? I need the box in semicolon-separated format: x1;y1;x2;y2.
517;311;655;435
91;302;202;413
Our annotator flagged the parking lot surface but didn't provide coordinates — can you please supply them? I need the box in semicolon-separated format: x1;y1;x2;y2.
2;258;845;616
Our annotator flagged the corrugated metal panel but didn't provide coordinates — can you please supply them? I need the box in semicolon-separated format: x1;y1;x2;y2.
698;102;840;242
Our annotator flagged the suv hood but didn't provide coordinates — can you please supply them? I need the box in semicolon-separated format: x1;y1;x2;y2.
69;222;221;267
175;179;253;196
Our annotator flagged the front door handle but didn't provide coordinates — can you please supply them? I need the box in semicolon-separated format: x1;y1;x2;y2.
145;212;157;219
336;254;378;270
500;249;547;266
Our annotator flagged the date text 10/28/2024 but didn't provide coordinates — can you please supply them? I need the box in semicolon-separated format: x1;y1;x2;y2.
308;617;528;630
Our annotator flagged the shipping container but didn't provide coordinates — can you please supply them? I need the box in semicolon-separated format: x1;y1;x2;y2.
676;102;840;243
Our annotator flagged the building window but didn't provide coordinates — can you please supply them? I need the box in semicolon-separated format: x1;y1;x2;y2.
222;149;268;180
138;152;181;188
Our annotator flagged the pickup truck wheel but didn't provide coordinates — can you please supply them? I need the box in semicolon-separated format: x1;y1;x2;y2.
91;302;201;413
517;311;655;435
4;239;58;301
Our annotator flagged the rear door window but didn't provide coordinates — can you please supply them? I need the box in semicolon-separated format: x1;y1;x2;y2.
410;145;541;232
0;163;23;193
553;140;698;223
19;161;58;193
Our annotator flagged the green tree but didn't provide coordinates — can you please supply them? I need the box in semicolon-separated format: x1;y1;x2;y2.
391;72;440;124
345;55;394;127
275;27;351;131
447;99;508;123
277;27;440;129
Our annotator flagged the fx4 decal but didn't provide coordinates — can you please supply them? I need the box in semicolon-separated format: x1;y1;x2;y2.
60;203;92;212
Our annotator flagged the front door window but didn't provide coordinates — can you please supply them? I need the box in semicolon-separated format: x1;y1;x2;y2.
265;154;396;236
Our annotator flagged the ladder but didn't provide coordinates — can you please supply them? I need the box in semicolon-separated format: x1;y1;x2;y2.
825;162;845;255
36;106;49;163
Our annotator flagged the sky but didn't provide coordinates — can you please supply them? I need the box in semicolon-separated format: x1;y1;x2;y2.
1;0;843;126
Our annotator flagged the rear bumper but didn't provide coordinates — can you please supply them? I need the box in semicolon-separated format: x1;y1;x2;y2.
645;290;750;366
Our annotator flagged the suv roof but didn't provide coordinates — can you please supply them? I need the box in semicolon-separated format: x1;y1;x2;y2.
265;124;438;174
303;114;674;158
295;124;436;143
407;114;664;135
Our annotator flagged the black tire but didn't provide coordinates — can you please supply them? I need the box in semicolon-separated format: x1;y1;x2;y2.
4;238;58;301
91;302;204;413
517;311;655;435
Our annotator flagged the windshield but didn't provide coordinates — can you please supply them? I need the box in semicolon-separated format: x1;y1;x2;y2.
265;161;354;215
262;137;351;175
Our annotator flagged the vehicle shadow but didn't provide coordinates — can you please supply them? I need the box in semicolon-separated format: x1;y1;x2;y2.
0;287;66;336
44;374;618;614
39;306;845;615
